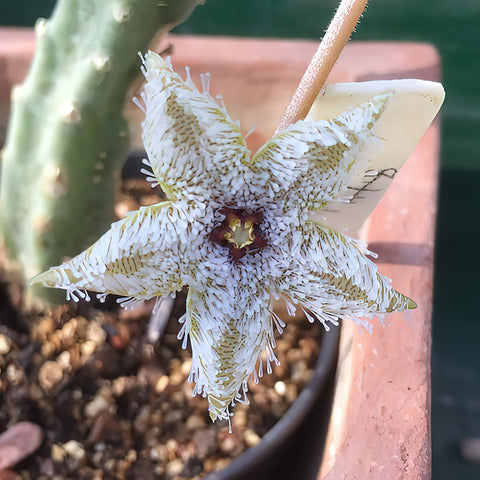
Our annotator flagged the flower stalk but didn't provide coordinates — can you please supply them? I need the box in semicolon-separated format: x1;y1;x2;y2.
277;0;369;132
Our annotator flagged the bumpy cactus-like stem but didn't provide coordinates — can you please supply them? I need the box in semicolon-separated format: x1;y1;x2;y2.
1;0;202;301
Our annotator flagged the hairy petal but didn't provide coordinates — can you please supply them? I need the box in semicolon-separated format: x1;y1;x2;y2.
179;284;277;422
275;221;415;332
250;93;390;211
140;51;251;203
31;202;197;303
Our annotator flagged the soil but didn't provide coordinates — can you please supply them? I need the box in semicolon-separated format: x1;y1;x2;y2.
0;179;323;480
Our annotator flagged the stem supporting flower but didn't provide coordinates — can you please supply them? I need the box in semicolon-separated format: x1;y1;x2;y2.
277;0;369;132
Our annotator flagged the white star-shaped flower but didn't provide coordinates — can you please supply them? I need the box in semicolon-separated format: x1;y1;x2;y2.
33;51;441;422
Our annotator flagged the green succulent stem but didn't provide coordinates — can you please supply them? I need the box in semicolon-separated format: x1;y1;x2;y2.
0;0;202;302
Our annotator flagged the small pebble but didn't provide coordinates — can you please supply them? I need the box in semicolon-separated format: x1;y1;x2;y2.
275;338;290;353
169;360;184;386
218;434;238;455
165;458;183;476
271;398;289;418
126;450;137;463
182;382;195;397
150;444;168;463
203;457;215;472
185;414;206;431
41;341;55;358
80;340;97;357
109;324;130;350
286;348;303;363
170;391;185;404
63;440;86;463
0;422;43;469
164;409;183;425
92;450;104;466
39;458;54;477
84;393;112;419
166;439;179;461
146;428;162;448
92;470;103;480
56;350;71;371
154;464;165;476
181;358;193;376
5;364;23;385
38;361;63;390
150;410;163;426
34;316;56;341
117;449;137;477
133;405;151;433
112;376;128;396
214;458;231;471
87;410;114;444
104;458;116;473
51;444;66;462
29;384;44;402
244;429;261;448
59;319;78;347
94;442;106;452
233;407;247;428
155;375;169;394
75;316;89;338
0;334;12;355
299;337;317;359
192;429;217;459
274;381;286;396
138;362;164;389
86;321;107;346
290;360;310;383
285;383;298;403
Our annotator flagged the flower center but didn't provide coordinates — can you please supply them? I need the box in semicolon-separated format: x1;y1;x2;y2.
210;207;267;262
223;218;255;249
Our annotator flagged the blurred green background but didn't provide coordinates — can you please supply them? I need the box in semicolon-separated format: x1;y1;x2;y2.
1;1;479;478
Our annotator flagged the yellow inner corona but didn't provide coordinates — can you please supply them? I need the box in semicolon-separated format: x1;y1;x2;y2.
224;219;255;249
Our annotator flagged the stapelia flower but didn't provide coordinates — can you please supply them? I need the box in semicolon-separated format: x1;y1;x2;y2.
32;51;415;422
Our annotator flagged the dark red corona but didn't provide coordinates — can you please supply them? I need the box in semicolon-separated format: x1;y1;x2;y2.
209;207;267;262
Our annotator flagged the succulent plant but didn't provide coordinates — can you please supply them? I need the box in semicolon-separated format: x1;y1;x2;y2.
0;0;203;301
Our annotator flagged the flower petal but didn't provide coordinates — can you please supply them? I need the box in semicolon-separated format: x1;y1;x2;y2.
250;93;390;211
140;51;251;203
180;284;276;422
275;221;415;333
31;201;195;303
